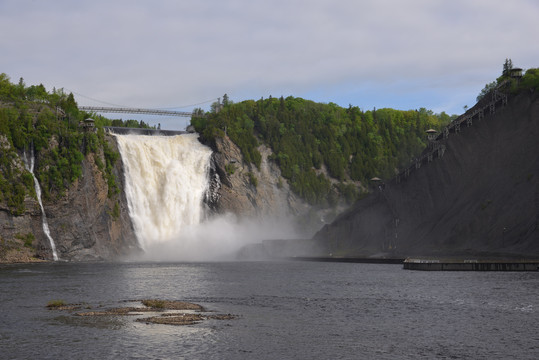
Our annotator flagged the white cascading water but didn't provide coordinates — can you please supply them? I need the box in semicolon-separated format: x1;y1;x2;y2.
23;147;59;261
115;133;212;251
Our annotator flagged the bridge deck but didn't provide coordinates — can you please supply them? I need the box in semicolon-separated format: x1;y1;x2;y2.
79;106;196;117
104;126;188;136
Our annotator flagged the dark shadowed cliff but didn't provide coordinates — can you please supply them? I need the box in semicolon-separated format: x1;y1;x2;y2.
312;90;539;259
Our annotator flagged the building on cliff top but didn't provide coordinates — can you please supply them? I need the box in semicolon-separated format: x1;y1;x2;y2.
80;118;95;132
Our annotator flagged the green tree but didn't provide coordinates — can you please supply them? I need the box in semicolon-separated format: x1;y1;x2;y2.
0;74;124;208
503;58;513;75
190;94;453;205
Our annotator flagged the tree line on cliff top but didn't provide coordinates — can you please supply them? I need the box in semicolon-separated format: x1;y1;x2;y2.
192;96;454;205
193;63;539;207
2;64;538;213
0;73;151;215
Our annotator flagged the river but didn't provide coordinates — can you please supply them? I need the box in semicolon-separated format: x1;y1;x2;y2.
1;261;537;359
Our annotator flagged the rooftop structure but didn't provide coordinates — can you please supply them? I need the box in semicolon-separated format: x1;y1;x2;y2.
426;129;438;142
80;118;95;132
504;67;523;79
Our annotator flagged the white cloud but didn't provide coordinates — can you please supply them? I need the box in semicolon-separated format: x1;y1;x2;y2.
1;0;537;121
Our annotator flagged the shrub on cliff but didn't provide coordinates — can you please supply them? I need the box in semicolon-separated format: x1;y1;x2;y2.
519;68;539;92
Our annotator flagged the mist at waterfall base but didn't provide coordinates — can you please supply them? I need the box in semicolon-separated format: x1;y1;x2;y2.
135;214;299;261
115;133;299;262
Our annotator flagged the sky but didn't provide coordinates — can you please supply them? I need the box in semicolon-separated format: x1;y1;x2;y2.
1;0;538;130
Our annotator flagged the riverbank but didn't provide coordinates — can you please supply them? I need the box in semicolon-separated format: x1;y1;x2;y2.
0;245;46;264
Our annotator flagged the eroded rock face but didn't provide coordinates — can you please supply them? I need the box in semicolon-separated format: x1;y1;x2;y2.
211;136;322;236
1;131;331;262
0;202;44;262
0;136;47;262
0;135;139;262
43;136;139;261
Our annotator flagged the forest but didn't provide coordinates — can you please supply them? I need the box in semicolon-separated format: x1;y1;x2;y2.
2;63;538;212
193;63;539;206
192;96;455;205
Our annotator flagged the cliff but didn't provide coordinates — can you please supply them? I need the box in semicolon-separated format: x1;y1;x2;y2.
43;135;139;260
311;90;539;259
0;134;138;262
212;136;294;215
6;75;536;262
210;135;328;235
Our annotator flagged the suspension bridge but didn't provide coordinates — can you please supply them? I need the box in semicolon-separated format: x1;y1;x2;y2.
78;106;199;117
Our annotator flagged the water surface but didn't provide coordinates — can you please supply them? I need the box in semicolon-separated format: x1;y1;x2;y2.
1;261;537;359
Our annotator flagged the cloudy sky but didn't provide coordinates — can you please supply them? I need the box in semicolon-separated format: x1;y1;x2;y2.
1;0;537;129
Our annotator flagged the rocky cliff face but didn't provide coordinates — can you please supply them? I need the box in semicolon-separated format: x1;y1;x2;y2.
43;135;139;261
210;135;327;236
0;134;139;262
2;129;327;262
312;91;539;259
0;183;43;262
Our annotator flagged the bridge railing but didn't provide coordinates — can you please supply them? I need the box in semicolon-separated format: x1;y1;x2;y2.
79;106;200;117
103;126;189;136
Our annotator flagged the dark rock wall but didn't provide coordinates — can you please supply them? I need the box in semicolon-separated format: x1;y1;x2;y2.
313;91;539;258
44;135;139;261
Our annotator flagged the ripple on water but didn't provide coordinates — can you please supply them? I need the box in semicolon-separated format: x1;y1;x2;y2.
1;262;538;359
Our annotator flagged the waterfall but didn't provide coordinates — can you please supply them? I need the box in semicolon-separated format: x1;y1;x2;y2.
115;133;213;251
23;147;59;261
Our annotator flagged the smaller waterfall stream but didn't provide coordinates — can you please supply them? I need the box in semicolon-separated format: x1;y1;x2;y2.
24;147;59;261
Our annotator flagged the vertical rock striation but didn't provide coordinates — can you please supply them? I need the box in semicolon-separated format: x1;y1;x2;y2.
211;135;321;234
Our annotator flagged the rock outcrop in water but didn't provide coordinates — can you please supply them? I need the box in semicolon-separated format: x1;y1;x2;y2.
311;90;539;259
